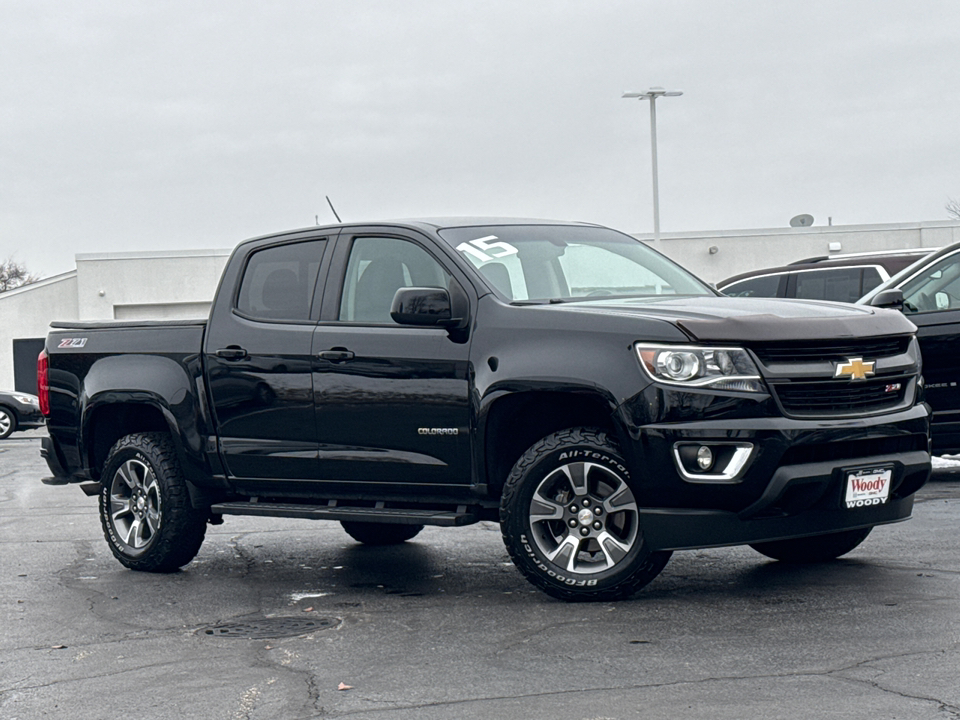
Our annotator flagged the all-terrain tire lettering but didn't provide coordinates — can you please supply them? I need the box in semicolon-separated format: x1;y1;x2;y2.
500;427;670;602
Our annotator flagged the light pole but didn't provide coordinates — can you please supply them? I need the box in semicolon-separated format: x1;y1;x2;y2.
622;87;683;242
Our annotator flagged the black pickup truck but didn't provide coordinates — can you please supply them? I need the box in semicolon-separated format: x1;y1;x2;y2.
38;219;931;601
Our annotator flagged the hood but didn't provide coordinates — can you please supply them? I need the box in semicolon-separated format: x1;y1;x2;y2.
541;295;917;343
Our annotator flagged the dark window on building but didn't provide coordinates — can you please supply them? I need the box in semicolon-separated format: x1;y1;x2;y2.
13;338;45;394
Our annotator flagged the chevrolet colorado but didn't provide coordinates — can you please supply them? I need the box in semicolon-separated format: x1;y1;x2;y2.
39;219;930;600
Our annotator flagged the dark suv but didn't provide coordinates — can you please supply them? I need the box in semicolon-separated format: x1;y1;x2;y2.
718;249;935;303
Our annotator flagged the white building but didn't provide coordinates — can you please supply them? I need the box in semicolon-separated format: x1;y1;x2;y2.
1;249;230;392
3;220;959;392
650;219;960;285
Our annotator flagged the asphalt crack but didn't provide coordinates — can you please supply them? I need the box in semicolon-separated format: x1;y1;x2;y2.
292;644;960;719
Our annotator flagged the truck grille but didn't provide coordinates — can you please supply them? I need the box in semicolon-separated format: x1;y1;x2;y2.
773;375;911;416
749;335;918;419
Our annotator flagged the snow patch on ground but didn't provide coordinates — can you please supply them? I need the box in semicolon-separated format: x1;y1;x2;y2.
933;455;960;469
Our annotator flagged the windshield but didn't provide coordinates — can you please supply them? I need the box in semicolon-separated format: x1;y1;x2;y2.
897;249;960;313
858;250;948;306
437;224;712;302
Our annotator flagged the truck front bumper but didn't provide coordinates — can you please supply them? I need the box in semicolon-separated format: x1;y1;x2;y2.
618;400;931;552
639;450;927;551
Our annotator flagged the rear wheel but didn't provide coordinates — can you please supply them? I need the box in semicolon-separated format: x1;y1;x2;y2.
750;527;873;563
0;407;16;439
99;433;207;572
500;428;671;602
341;521;424;545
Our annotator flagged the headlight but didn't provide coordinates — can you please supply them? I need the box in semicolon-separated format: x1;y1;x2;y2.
12;394;38;406
635;344;766;393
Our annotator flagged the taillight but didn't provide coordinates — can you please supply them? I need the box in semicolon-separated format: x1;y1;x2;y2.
38;349;50;416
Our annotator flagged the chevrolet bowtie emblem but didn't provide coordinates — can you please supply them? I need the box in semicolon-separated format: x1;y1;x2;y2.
835;357;876;381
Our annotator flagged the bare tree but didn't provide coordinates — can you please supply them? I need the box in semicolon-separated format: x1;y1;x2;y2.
947;198;960;221
0;258;40;293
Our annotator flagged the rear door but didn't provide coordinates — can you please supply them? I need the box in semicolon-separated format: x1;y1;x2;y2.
311;228;474;487
205;235;331;480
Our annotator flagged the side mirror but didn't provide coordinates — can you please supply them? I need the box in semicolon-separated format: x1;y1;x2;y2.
869;288;904;310
390;287;453;326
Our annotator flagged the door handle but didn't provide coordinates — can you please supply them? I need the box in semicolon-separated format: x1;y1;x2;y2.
318;349;355;362
216;346;248;360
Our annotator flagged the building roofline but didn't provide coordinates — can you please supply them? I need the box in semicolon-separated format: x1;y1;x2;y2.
75;248;232;262
0;270;77;299
639;219;960;242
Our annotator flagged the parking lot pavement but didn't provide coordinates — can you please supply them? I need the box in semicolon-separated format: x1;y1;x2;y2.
3;430;960;720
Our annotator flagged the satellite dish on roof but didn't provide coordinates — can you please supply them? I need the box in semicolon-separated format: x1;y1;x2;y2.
790;214;815;227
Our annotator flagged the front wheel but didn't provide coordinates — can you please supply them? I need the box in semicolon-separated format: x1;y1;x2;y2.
99;433;208;572
500;428;671;602
749;527;873;563
341;521;424;545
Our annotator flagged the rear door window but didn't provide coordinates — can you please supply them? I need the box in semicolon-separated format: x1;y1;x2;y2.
721;274;783;298
861;267;884;296
236;240;326;321
792;268;862;303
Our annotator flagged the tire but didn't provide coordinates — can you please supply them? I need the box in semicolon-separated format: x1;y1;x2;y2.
749;527;873;563
99;432;208;572
500;428;671;602
0;407;16;440
341;521;424;545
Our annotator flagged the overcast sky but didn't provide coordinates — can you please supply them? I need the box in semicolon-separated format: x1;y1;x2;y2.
3;1;960;278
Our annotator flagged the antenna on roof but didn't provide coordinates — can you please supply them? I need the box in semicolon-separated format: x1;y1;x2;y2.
790;214;814;227
326;196;342;223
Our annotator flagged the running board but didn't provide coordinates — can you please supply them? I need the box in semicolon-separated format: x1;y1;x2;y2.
210;500;479;527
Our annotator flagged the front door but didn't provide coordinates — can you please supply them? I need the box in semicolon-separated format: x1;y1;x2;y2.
312;231;473;487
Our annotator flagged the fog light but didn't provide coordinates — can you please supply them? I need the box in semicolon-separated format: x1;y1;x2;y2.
696;446;714;471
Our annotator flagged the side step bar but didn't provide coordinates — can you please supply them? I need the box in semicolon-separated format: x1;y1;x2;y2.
210;500;479;527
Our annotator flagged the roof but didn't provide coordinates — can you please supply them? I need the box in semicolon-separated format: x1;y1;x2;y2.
718;248;938;289
238;217;602;246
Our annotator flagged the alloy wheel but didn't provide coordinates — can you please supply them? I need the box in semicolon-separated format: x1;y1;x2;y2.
528;461;639;574
108;458;162;550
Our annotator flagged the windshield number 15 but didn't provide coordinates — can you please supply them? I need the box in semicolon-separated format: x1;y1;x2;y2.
456;236;519;263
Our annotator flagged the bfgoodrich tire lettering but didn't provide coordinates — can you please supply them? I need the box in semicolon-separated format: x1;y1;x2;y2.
99;432;207;572
500;428;671;601
749;527;873;563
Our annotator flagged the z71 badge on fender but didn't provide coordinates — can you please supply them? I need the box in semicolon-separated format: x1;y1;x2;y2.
58;338;88;348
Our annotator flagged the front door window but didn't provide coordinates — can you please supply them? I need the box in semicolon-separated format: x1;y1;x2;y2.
338;236;451;324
